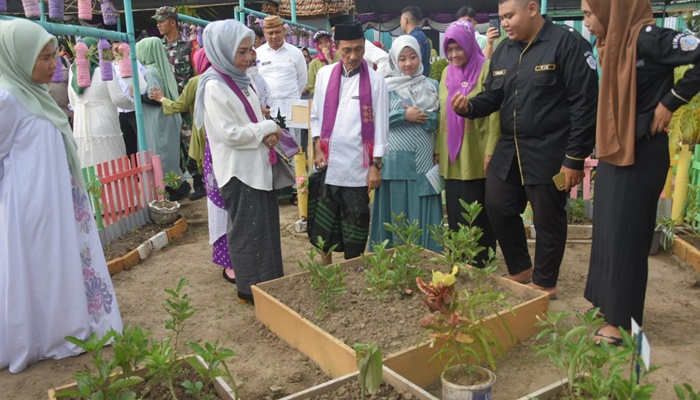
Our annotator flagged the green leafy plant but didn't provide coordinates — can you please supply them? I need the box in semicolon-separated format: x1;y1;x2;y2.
567;198;587;224
188;341;239;400
429;58;449;81
682;184;700;238
430;200;498;270
354;343;383;400
56;279;238;400
676;383;700;400
298;237;348;316
363;213;427;299
112;324;152;379
533;310;659;399
656;216;678;251
86;176;104;214
55;331;144;399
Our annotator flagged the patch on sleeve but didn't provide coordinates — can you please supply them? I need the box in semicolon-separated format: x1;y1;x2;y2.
673;34;700;52
492;69;506;77
584;51;597;70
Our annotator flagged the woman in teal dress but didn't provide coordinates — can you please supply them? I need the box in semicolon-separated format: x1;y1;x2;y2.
369;35;442;252
136;38;189;199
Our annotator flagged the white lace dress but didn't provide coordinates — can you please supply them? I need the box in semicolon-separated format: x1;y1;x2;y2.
68;67;133;168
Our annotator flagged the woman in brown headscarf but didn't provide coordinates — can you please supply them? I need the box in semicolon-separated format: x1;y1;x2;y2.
581;0;700;344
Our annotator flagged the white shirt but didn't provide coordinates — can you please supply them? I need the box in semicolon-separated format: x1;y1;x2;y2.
257;42;308;117
311;63;389;187
364;40;390;77
112;60;148;113
203;80;278;191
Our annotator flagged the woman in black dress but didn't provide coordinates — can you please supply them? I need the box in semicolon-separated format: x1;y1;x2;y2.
581;0;700;344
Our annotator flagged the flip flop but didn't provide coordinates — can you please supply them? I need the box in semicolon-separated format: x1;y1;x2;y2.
577;307;605;319
593;329;623;347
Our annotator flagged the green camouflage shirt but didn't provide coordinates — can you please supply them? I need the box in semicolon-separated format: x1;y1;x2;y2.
162;35;193;94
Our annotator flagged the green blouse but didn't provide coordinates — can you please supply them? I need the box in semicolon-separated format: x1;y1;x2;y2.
437;61;501;181
306;54;341;96
161;75;204;171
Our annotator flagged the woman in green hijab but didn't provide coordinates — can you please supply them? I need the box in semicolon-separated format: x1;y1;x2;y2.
0;18;123;373
136;37;189;199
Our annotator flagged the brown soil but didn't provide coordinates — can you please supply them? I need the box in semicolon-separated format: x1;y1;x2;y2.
312;380;419;400
1;198;699;400
103;222;162;261
264;253;534;356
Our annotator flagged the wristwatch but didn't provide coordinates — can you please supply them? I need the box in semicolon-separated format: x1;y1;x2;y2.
370;161;383;170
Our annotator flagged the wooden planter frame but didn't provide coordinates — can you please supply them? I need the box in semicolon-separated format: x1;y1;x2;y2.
252;249;550;389
515;378;570;400
278;365;438;400
47;355;236;400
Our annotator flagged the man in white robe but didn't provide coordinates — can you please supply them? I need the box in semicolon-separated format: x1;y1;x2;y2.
308;22;389;264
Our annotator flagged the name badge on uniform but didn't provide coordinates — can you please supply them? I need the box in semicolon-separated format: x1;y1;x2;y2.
261;61;272;66
534;64;556;72
351;95;359;100
492;69;506;77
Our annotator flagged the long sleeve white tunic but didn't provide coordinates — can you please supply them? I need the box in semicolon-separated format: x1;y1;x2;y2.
203;80;279;191
311;63;389;187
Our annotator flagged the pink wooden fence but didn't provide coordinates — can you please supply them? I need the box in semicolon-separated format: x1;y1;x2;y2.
84;150;163;243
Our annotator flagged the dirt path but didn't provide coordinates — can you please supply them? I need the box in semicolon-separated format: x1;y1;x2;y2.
1;198;699;399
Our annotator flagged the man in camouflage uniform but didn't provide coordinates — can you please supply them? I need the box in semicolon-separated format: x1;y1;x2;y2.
152;6;206;200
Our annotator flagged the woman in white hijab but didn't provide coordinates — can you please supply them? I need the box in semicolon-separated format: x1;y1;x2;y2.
369;35;442;252
0;19;122;373
194;20;284;304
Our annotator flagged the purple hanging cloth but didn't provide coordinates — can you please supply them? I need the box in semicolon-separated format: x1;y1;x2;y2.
98;39;114;81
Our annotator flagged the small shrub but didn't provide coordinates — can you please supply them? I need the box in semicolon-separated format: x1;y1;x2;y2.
298;238;348;316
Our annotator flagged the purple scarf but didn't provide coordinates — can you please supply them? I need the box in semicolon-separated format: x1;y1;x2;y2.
443;20;486;164
320;60;374;168
213;67;277;165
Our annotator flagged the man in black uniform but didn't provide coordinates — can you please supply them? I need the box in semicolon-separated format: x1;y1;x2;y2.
452;0;597;299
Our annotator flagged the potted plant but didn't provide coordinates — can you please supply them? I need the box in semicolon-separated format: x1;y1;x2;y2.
523;309;659;400
651;216;677;255
148;171;182;226
416;201;511;399
416;264;511;399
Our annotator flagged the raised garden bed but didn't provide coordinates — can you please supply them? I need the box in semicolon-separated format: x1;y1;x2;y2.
252;249;550;389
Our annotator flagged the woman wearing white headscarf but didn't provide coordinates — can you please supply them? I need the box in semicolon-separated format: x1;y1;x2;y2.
194;20;284;304
0;19;122;373
369;35;442;252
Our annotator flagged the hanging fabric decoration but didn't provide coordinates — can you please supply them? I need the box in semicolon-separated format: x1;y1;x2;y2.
118;43;133;78
75;41;92;88
22;0;40;18
48;0;64;19
100;0;117;25
98;39;113;81
52;56;64;83
78;0;92;20
197;26;203;48
0;0;7;13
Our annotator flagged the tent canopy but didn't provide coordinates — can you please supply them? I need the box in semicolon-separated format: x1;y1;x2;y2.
355;0;696;18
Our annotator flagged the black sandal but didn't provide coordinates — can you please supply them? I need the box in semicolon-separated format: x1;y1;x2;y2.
593;329;623;347
222;268;236;284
